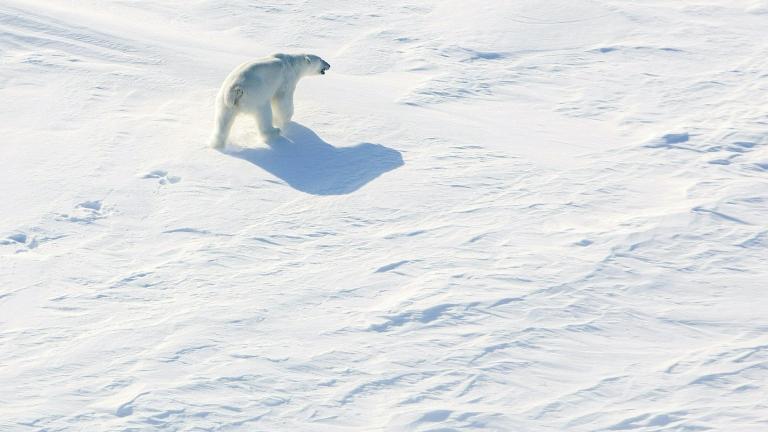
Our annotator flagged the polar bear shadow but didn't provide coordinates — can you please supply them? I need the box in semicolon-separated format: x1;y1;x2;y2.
226;122;403;195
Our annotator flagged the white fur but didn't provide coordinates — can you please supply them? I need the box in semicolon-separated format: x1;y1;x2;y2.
210;53;330;149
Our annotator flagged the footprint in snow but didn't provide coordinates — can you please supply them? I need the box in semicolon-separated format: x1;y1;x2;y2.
56;200;108;224
1;230;65;252
141;170;181;185
1;233;28;245
0;232;37;251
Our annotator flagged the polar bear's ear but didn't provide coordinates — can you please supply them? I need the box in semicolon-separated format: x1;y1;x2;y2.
304;55;311;64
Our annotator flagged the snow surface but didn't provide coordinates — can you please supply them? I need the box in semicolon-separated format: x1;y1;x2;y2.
2;0;768;430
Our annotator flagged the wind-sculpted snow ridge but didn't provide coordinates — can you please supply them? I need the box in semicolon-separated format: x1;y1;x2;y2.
1;0;767;431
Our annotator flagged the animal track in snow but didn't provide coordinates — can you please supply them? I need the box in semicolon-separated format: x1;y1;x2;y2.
141;170;181;185
1;233;28;245
0;232;37;250
56;200;108;224
1;230;66;252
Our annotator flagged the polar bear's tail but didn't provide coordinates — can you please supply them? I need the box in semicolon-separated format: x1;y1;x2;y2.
210;86;244;149
224;85;244;108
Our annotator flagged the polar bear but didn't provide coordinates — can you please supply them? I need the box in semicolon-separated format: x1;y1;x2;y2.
210;53;331;149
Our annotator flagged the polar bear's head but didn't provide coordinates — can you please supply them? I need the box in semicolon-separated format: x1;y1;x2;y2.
301;54;331;76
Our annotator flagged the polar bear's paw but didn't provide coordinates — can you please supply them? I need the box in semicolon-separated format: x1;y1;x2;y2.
262;127;281;139
210;139;225;150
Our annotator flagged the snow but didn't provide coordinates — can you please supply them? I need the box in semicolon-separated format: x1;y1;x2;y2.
1;0;767;430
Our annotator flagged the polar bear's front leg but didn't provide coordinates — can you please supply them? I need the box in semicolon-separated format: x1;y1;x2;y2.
271;88;295;129
253;102;281;138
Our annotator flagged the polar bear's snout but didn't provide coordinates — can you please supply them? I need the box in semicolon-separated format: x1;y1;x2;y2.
302;54;330;75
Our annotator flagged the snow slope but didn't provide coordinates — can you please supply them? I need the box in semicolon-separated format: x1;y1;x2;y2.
2;0;767;430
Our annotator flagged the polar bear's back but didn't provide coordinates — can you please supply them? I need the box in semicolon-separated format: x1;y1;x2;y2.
217;54;303;111
225;56;284;88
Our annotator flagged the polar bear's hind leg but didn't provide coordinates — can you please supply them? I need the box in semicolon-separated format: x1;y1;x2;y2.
210;103;237;149
210;86;244;149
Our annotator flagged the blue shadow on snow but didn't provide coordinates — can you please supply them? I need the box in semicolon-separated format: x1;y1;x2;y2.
226;122;403;195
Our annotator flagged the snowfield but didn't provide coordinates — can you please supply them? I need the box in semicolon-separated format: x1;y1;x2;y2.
2;0;768;430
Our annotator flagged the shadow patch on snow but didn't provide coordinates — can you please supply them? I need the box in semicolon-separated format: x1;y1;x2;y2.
645;132;690;148
226;122;403;195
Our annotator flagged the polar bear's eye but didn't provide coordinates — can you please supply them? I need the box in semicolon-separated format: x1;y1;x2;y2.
305;56;311;64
